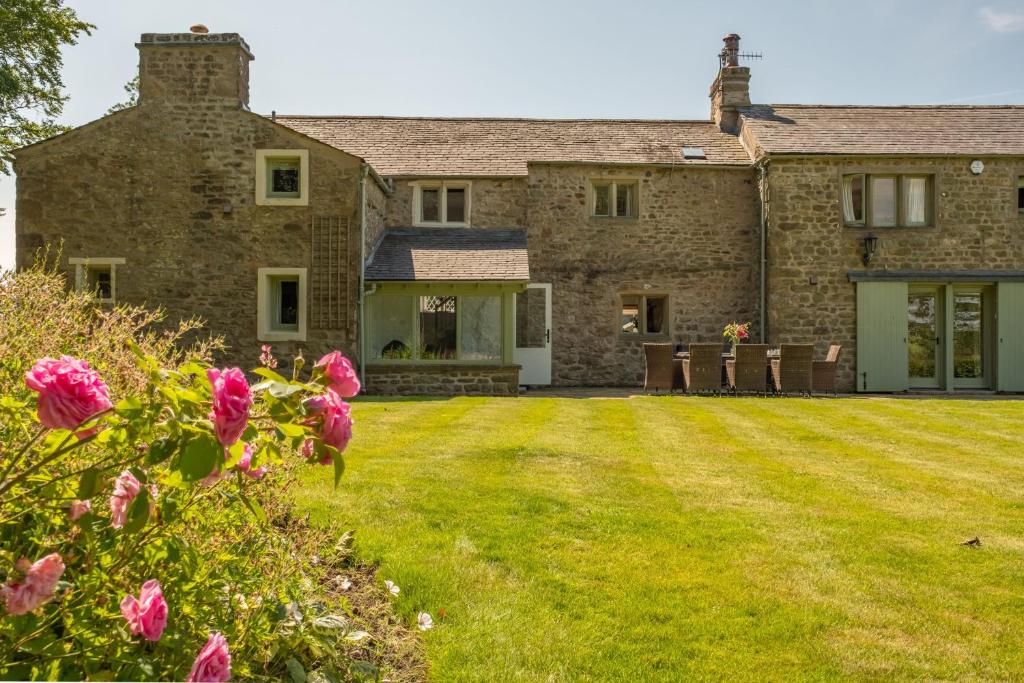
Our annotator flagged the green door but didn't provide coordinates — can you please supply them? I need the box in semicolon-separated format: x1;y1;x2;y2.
856;282;909;392
996;282;1024;392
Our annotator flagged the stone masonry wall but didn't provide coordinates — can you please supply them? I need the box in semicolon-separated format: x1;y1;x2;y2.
764;156;1024;391
364;364;520;396
526;163;760;386
15;106;362;375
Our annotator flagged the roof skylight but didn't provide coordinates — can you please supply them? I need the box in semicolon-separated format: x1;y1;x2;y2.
682;146;706;160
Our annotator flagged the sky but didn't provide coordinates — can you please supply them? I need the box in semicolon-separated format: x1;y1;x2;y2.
2;0;1024;269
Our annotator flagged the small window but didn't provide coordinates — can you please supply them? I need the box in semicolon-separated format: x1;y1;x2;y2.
620;294;668;336
413;181;471;226
1018;176;1023;214
257;268;307;341
591;181;638;218
842;173;934;227
69;257;124;304
256;149;309;206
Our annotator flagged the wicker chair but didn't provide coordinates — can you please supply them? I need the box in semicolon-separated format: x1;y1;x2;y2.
643;343;683;393
683;343;724;395
812;344;842;396
770;344;814;396
727;344;769;395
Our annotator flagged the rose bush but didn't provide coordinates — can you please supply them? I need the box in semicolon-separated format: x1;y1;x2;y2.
0;261;398;682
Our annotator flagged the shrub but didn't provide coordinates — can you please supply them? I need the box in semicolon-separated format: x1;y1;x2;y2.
0;261;388;682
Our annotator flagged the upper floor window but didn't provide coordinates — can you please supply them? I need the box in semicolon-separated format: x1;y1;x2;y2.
592;180;638;219
413;181;471;226
69;257;124;304
1018;176;1023;214
842;173;933;227
256;149;309;206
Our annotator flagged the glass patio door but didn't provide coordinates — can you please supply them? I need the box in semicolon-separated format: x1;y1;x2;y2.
952;287;990;389
908;287;941;388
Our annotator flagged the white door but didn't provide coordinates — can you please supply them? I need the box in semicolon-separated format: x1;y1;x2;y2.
513;283;552;385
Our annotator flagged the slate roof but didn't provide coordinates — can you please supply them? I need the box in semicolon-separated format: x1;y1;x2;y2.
365;228;530;281
274;116;753;175
740;105;1024;156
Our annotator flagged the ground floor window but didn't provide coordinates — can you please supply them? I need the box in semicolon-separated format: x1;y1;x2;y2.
257;268;307;341
620;294;668;336
69;257;124;304
367;291;504;362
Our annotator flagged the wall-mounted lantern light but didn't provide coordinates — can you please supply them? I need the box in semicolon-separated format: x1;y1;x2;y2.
861;234;878;266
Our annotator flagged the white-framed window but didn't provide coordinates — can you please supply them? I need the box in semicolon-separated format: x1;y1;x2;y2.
620;293;668;337
842;173;933;227
257;268;307;341
591;180;639;218
411;181;471;226
255;149;309;206
366;293;502;362
69;257;124;304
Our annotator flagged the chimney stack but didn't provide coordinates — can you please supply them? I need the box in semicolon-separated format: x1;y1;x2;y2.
710;33;751;134
136;29;254;109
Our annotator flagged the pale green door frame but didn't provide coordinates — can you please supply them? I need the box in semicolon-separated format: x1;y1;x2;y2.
856;282;909;392
997;282;1024;392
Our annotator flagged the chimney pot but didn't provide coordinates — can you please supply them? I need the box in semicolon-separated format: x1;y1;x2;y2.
722;33;741;67
190;24;209;34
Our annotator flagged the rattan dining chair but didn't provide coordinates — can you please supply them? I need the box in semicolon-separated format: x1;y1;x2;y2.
684;343;724;395
727;344;770;395
643;343;683;393
770;344;814;396
812;344;842;396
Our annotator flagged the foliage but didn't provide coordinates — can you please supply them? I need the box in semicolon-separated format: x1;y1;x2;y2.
0;262;380;681
0;0;94;174
106;75;139;115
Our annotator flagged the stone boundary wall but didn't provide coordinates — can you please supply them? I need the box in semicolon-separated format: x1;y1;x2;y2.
364;364;520;397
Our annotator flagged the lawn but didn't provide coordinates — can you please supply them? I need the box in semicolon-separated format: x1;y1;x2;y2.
294;395;1024;681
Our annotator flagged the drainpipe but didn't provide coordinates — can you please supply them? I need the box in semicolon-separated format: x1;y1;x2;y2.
357;163;369;385
757;159;768;344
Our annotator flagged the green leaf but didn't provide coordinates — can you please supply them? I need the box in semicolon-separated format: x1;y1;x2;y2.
179;435;222;482
333;451;346;488
178;362;208;378
286;658;307;683
253;367;290;383
76;467;100;500
313;614;348;631
123;489;150;534
238;487;267;523
160;495;179;524
115;396;144;419
224;440;247;469
147;437;178;465
277;423;306;439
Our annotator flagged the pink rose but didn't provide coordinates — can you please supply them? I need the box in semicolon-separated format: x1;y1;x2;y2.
24;356;113;433
301;438;333;466
109;470;141;529
207;368;252;447
187;631;231;682
304;389;353;455
1;553;65;615
315;351;360;398
120;579;168;641
235;443;268;480
69;499;91;520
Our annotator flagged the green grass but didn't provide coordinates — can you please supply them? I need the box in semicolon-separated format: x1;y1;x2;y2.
293;396;1024;681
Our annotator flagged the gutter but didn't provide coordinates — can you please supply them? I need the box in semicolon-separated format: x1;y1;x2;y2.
756;158;769;344
357;163;370;386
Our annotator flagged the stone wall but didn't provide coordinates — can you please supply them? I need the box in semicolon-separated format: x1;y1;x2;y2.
764;156;1024;391
526;163;761;386
364;364;520;396
15;49;363;374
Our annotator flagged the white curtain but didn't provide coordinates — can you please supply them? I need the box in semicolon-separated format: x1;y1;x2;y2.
905;177;926;225
842;176;854;222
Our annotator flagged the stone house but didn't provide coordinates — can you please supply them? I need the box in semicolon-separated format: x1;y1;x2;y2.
14;30;1024;394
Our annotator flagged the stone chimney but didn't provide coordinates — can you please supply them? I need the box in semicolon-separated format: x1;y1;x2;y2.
136;28;254;108
709;33;751;134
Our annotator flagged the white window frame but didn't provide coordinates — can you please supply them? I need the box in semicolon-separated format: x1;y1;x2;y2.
255;149;309;206
411;181;472;227
69;257;124;304
590;180;639;219
257;268;308;341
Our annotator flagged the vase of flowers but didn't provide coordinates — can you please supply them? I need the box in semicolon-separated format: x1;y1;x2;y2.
723;321;750;354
